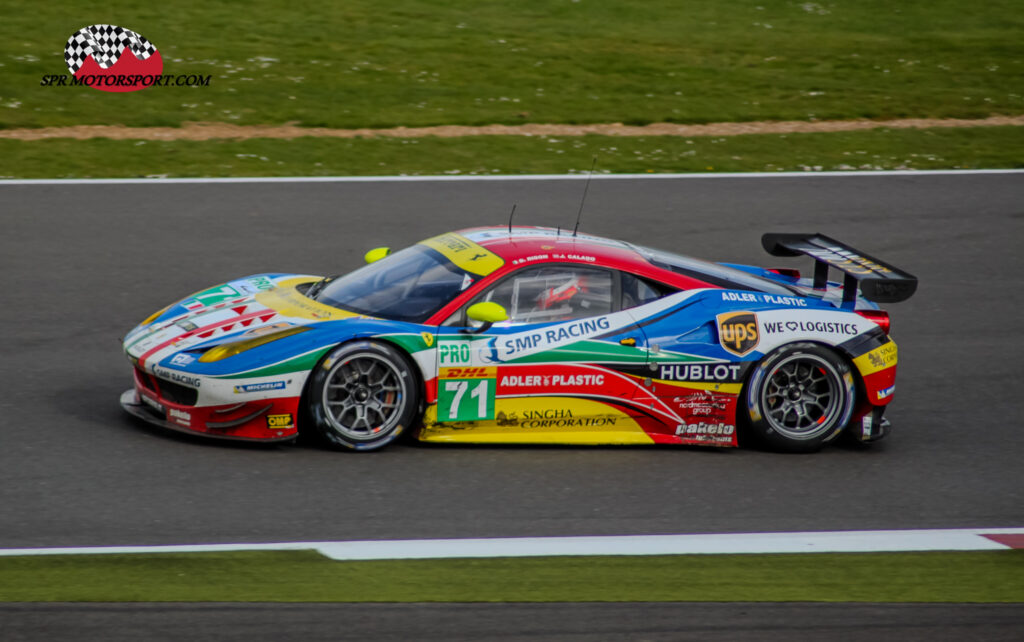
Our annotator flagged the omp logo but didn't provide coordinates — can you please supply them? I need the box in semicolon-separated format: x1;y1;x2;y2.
64;24;161;92
266;414;294;429
717;311;759;356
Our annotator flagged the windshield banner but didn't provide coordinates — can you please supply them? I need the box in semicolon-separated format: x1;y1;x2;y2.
419;233;505;277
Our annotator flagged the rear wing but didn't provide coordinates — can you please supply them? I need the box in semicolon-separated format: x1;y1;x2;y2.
761;233;917;304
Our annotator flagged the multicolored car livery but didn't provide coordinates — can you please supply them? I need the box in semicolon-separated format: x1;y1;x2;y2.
120;226;916;453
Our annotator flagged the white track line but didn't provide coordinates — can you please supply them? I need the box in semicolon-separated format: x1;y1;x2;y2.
2;528;1021;560
1;169;1023;186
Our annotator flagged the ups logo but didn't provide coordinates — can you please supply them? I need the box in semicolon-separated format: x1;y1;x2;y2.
717;311;759;356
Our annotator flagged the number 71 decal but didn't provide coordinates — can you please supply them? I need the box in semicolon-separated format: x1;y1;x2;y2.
437;367;496;422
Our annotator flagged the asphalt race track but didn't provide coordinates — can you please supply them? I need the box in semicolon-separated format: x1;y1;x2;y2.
4;172;1023;546
2;603;1024;642
2;173;1023;638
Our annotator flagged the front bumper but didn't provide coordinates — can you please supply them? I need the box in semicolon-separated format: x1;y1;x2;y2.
120;388;299;443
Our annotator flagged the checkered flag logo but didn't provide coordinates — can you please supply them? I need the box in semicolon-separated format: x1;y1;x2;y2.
64;24;157;75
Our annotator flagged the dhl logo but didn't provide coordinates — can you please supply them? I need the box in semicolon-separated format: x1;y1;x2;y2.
440;367;496;379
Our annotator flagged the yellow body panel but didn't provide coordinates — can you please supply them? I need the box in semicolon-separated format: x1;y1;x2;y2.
419;396;656;445
852;339;898;376
649;379;743;395
256;282;365;321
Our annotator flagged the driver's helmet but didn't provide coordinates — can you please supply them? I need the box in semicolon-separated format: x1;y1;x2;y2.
536;274;588;311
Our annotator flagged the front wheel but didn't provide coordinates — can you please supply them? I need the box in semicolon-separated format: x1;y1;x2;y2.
307;341;419;451
742;342;855;453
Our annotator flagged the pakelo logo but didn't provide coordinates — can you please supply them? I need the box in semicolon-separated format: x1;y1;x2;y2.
40;24;210;92
674;422;735;437
717;311;759;356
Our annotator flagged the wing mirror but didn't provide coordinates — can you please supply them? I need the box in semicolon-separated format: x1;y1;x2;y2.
463;302;508;334
364;247;391;264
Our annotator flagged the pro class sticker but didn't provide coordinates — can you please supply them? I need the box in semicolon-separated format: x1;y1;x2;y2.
717;311;759;356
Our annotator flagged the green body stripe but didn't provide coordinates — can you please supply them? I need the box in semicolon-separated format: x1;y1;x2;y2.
386;333;433;354
504;340;711;365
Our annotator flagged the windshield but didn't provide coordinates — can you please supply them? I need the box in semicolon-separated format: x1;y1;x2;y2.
315;245;475;323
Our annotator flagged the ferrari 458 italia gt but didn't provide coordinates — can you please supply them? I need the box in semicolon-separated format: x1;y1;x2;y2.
121;227;915;453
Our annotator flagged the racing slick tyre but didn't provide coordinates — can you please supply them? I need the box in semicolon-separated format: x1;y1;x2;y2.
742;342;855;453
307;340;419;451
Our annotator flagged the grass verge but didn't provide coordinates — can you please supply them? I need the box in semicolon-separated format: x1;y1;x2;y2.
3;1;1022;129
1;126;1021;178
2;550;1022;602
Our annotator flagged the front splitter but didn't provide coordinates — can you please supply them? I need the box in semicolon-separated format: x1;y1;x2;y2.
119;389;297;443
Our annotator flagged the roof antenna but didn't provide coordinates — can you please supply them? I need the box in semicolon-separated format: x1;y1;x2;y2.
507;203;517;234
572;157;597;237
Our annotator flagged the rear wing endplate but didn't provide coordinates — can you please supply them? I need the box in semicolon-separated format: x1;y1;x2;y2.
762;233;917;305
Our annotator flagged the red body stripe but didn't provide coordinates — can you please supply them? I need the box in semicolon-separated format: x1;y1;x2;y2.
138;309;272;366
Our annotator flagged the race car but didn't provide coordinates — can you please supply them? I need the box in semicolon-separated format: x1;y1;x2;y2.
120;226;916;453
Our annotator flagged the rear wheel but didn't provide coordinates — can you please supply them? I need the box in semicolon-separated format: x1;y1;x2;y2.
307;341;419;451
743;342;855;453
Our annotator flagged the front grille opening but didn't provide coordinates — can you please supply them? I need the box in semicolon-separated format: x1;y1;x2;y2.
154;378;199;406
135;367;157;392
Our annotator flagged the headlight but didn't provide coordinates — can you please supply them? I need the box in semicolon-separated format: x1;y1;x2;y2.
198;326;310;363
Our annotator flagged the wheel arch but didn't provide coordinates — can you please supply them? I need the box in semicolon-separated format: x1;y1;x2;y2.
297;336;427;435
737;339;859;451
742;338;864;407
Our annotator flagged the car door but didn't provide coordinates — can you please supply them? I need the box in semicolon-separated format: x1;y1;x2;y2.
424;264;655;444
630;289;747;446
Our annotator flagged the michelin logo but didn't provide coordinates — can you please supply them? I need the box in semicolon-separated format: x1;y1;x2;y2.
233;381;287;394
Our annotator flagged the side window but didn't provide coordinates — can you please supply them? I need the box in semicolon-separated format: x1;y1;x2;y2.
620;271;677;310
448;265;614;326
